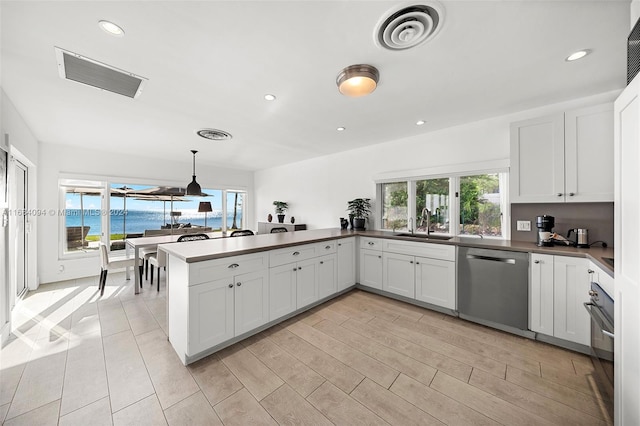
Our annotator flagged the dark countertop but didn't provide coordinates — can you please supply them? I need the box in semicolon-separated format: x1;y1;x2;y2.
161;228;614;277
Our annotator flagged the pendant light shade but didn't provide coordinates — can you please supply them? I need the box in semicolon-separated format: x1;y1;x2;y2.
336;64;379;97
186;149;202;196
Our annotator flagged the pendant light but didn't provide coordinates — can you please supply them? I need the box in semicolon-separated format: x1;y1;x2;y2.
186;149;202;196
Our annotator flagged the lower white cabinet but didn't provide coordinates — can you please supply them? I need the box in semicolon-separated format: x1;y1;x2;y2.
318;254;337;299
188;269;268;356
337;238;356;290
383;252;415;298
269;258;320;321
359;249;383;290
415;256;456;310
530;253;591;346
296;259;319;308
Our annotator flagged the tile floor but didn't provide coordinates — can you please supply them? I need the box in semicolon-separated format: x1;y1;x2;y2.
0;271;613;425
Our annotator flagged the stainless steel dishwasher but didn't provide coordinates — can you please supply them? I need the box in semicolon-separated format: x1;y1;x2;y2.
457;247;530;334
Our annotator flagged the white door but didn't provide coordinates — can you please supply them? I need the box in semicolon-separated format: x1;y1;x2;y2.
614;80;640;425
336;238;355;290
234;270;269;335
553;256;590;345
318;254;337;299
383;252;415;298
269;263;297;320
359;249;383;290
14;161;27;296
296;258;318;308
414;256;455;310
188;278;234;355
530;253;554;335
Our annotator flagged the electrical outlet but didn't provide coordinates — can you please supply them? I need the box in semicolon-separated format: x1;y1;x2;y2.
516;220;531;231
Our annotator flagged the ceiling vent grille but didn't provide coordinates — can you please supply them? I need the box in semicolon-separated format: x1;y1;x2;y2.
55;47;147;98
376;4;443;51
196;129;233;141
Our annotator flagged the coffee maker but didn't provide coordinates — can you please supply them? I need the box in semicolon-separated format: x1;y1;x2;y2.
536;215;555;247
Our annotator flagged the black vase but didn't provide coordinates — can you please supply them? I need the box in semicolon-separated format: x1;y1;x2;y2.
340;218;348;229
277;214;285;223
349;215;354;229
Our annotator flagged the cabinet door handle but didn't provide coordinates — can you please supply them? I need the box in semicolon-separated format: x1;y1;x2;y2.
293;251;300;256
588;269;594;274
338;243;342;246
378;255;382;259
299;266;303;270
293;267;297;271
320;261;324;265
557;193;563;197
325;245;331;249
534;260;540;264
416;262;420;265
228;283;233;288
228;263;239;269
237;282;242;287
368;242;374;246
410;260;414;264
569;192;575;196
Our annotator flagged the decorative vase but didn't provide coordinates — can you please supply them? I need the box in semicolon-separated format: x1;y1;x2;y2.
267;213;273;223
349;215;354;230
340;217;348;229
354;218;366;231
277;214;285;223
290;216;295;224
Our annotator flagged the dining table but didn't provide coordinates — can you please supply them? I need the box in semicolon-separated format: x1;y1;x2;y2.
125;232;220;294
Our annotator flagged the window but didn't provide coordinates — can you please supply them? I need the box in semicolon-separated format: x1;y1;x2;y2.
227;191;246;231
378;170;508;238
60;180;105;254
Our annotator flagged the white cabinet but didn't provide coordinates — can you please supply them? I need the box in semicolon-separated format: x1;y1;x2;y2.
296;258;318;308
269;264;297;320
383;252;415;298
530;253;555;336
510;104;614;203
415;256;456;310
188;269;269;356
318;254;337;299
359;249;383;290
529;254;590;346
336;238;356;291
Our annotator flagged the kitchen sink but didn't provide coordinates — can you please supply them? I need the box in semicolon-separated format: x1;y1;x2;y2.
393;233;452;241
602;257;614;268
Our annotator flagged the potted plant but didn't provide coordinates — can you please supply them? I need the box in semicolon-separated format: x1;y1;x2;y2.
347;198;371;230
273;201;289;223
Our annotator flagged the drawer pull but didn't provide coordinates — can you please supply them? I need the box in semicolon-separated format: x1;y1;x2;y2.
368;242;374;246
588;269;594;274
557;193;563;197
325;245;331;250
378;255;382;259
338;243;342;246
228;284;233;288
569;192;575;196
534;260;540;264
228;263;240;269
293;251;300;256
320;261;324;265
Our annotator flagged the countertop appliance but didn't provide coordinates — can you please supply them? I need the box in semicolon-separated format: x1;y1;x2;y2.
457;247;530;334
567;228;589;248
584;281;614;418
536;215;555;247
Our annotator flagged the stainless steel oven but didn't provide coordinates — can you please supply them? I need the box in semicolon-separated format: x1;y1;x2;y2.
584;281;614;415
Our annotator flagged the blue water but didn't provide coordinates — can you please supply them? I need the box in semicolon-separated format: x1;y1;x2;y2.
65;209;243;235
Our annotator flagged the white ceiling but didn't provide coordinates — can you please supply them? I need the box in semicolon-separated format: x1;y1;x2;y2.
0;1;630;171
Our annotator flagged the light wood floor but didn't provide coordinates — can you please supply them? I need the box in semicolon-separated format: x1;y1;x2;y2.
0;272;613;425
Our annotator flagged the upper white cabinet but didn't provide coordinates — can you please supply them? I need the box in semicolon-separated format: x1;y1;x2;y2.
510;103;614;203
336;237;356;291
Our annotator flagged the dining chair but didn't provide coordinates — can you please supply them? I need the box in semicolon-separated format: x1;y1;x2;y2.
99;242;136;296
230;230;254;237
270;227;288;233
177;233;210;242
148;251;166;292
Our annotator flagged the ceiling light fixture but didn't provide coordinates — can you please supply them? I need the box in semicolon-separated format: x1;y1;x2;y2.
264;94;276;101
566;49;591;62
337;127;346;131
98;20;125;37
336;64;379;97
186;150;202;196
196;128;233;141
416;120;426;126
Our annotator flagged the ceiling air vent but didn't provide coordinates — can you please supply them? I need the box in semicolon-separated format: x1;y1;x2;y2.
376;4;443;51
196;129;233;141
55;47;147;98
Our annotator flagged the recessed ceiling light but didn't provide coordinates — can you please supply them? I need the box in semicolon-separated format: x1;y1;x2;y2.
264;94;276;101
566;49;591;62
98;20;125;37
337;127;346;131
416;120;426;126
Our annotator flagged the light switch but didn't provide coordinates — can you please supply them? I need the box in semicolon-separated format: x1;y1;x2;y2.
516;220;531;231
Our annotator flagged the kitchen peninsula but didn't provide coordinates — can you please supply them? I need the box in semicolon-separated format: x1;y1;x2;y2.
162;228;613;365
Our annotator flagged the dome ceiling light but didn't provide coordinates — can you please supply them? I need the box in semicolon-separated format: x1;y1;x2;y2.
336;64;380;97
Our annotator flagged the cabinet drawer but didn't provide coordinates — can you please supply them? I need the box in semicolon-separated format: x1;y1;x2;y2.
270;243;318;267
383;239;455;261
315;240;337;255
189;252;268;285
360;237;384;251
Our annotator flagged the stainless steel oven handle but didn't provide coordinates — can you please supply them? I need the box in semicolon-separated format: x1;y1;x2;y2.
466;254;516;264
584;302;615;338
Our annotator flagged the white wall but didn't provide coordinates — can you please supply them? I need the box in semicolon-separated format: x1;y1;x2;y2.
632;0;640;27
38;143;254;284
255;90;620;230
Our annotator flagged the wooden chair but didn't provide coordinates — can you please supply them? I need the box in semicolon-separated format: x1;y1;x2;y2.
98;243;135;296
270;227;288;233
230;229;254;237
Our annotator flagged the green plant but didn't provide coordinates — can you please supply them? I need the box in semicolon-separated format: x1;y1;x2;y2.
347;198;371;219
273;201;289;214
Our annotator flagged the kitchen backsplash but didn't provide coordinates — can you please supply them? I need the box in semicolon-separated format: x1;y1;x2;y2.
510;202;614;247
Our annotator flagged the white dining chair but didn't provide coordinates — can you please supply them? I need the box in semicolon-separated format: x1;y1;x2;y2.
99;242;136;296
148;250;167;292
